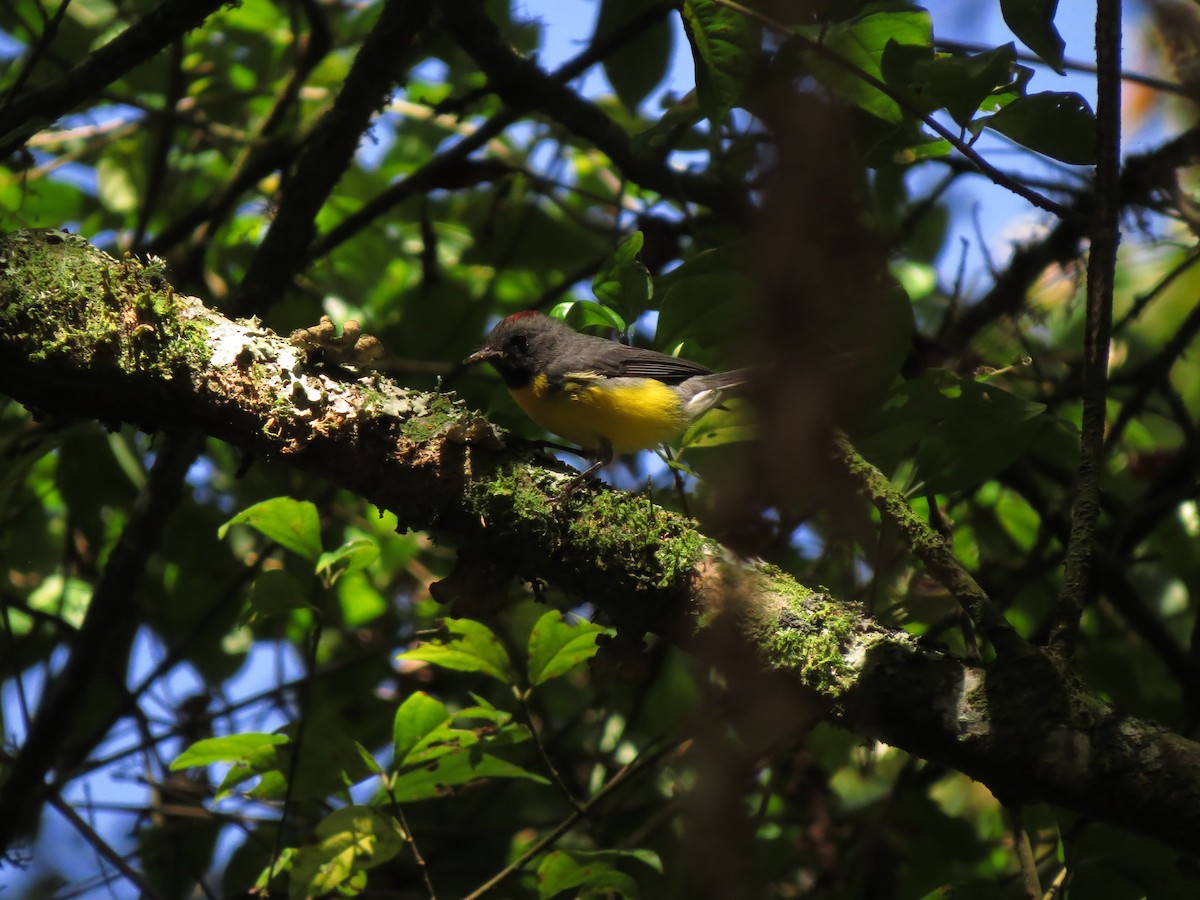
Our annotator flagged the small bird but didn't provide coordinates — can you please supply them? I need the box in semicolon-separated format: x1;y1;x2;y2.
465;311;751;483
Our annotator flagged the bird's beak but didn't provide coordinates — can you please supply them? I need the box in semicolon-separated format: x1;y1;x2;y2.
463;346;500;366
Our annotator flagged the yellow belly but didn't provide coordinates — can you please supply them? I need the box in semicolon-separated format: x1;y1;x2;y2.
509;374;688;454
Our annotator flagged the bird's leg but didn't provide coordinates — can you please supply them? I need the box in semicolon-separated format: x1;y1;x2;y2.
659;445;691;518
555;440;612;500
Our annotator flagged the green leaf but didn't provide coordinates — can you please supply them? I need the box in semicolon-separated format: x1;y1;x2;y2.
96;156;138;213
275;726;380;802
596;0;674;111
316;537;380;586
590;231;651;323
27;575;93;629
392;691;453;764
397;617;517;684
861;369;1047;494
680;0;761;122
170;732;289;770
289;806;406;900
799;8;932;123
536;849;652;899
526;610;609;686
678;404;755;450
883;41;1020;128
243;568;314;623
656;267;752;364
390;748;550;802
550;299;629;336
977;91;1096;164
218;497;323;563
1000;0;1065;74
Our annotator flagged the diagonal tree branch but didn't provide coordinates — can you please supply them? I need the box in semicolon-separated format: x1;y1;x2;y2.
235;0;437;313
4;230;1200;855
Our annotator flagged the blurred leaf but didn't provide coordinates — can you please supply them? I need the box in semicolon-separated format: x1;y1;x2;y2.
27;575;93;630
976;91;1097;164
289;806;406;900
657;263;752;367
219;497;323;563
397;617;517;684
679;403;755;450
1001;0;1065;73
96;156;138;213
244;567;315;623
596;0;674;111
526;610;609;686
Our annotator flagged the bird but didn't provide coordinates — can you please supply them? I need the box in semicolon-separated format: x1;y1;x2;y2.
464;311;751;485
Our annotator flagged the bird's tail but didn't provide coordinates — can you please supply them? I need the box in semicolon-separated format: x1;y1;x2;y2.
678;368;756;420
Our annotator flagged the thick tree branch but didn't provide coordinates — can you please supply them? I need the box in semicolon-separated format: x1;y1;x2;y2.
236;0;436;313
3;230;1200;855
830;431;1027;658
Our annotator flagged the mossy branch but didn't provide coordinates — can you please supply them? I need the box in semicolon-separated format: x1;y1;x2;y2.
4;230;1200;854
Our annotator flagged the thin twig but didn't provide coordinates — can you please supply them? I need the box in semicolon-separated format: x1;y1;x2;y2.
269;618;324;879
1048;0;1121;656
936;38;1185;97
49;793;164;900
1008;806;1043;899
514;688;585;813
389;794;437;899
462;738;682;900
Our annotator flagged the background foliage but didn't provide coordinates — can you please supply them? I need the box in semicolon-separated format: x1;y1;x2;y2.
3;0;1200;897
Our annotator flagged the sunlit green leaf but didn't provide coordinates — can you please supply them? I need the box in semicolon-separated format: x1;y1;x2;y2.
219;497;323;563
392;690;453;764
316;537;379;586
551;299;628;336
526;610;609;685
171;734;290;772
397;617;517;684
289;806;406;900
390;748;550;802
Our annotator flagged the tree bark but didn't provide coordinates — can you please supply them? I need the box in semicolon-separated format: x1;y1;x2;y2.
2;228;1199;856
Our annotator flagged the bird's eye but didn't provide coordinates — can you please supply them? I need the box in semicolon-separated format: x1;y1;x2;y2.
510;334;529;353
